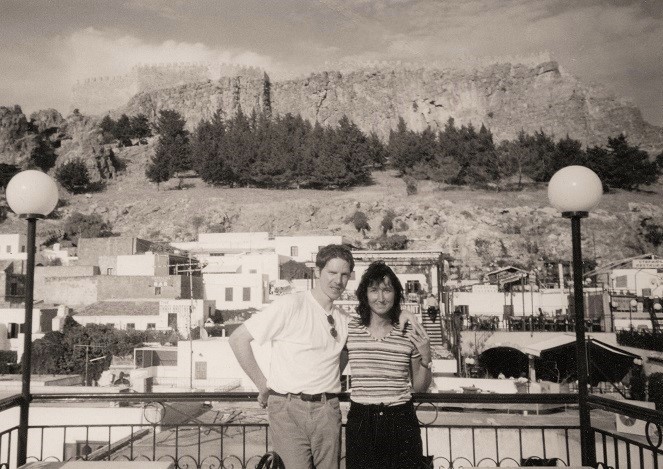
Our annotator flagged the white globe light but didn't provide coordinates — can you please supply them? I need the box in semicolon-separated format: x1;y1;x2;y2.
630;299;638;307
655;303;662;311
547;166;603;213
6;170;59;217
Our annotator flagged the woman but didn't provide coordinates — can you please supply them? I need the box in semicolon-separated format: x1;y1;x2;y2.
345;261;432;469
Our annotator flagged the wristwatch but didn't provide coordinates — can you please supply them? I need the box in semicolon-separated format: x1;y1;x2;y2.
420;360;432;370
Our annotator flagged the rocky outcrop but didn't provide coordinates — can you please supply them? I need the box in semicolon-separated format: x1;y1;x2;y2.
0;107;117;182
0;105;37;166
272;62;663;153
122;76;269;130
118;61;663;154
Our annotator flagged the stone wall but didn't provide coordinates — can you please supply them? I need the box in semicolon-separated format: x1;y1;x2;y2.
77;237;152;266
71;62;266;116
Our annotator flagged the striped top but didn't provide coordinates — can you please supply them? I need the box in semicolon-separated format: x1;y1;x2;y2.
346;317;420;406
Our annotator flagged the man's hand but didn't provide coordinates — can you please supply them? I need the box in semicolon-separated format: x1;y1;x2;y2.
398;310;425;336
258;387;269;409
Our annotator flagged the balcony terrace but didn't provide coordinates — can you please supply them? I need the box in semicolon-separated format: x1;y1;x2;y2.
1;391;661;469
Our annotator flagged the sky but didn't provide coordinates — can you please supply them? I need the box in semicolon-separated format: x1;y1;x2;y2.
1;0;662;125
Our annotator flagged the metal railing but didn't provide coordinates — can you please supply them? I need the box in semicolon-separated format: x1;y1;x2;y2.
1;392;661;469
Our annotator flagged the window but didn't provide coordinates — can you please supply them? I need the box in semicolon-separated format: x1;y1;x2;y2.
147;323;156;330
5;246;10;253
126;323;135;331
249;269;257;274
168;313;177;329
225;287;233;301
106;268;114;275
243;287;251;301
20;245;25;253
154;286;162;295
290;246;299;257
195;361;207;380
9;283;17;296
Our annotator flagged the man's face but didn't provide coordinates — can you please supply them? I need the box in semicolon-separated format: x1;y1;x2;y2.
317;257;352;301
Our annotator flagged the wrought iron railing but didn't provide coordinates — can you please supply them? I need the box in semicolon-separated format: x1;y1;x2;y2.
1;392;661;469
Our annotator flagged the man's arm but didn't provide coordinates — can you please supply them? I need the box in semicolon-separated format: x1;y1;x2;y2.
339;347;349;374
229;324;269;408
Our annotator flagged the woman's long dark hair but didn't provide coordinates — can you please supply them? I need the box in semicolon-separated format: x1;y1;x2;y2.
355;261;404;326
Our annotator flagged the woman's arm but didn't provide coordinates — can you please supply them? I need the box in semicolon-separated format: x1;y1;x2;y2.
409;327;432;392
411;356;432;392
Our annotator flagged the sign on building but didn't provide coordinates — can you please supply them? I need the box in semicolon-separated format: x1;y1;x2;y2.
632;259;663;269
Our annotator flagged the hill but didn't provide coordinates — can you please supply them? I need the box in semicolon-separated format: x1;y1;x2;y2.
120;60;663;154
1;139;661;272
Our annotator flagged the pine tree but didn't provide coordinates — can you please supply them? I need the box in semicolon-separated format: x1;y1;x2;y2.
146;110;190;188
55;158;91;194
113;114;133;147
130;114;152;144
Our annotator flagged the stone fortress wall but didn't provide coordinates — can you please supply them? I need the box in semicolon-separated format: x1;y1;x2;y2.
72;62;265;115
303;51;555;78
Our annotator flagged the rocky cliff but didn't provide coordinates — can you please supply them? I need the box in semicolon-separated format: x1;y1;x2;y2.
120;61;663;153
0;106;117;181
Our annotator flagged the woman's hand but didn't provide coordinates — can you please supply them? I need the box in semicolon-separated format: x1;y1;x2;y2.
398;311;426;336
409;327;431;366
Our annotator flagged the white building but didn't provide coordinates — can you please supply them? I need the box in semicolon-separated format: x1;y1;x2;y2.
39;242;77;266
611;266;663;297
172;232;345;310
73;299;215;338
131;337;270;391
0;306;60;358
0;233;27;261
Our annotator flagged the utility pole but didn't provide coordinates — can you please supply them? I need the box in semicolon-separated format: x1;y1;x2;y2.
188;252;194;390
169;254;205;391
73;344;107;386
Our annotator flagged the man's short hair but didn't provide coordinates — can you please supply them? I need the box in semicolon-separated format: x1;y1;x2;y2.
316;244;354;272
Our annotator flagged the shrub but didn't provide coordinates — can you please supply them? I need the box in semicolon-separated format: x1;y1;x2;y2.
55;158;91;194
403;175;418;195
649;372;663;409
380;209;396;235
367;234;409;250
0;350;17;374
64;212;113;244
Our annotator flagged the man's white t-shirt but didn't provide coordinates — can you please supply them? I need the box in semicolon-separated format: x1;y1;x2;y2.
244;290;350;394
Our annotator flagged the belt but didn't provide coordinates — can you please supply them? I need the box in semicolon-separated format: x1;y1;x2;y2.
269;390;338;402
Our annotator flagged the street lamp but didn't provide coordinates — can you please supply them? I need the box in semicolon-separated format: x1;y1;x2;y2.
6;170;59;467
548;165;602;467
629;298;638;329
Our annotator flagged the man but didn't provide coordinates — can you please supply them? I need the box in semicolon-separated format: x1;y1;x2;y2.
229;244;423;469
424;293;439;323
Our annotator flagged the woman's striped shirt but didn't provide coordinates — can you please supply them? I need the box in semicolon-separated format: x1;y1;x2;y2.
346;318;420;406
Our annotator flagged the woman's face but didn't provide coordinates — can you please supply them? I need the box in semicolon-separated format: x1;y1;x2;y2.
367;277;395;318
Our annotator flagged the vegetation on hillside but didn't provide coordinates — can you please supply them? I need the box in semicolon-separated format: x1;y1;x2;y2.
55;158;92;194
136;109;663;192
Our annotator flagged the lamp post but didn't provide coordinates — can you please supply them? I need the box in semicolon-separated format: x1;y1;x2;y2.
610;300;618;332
629;298;638;329
655;302;662;334
548;165;602;467
6;170;59;467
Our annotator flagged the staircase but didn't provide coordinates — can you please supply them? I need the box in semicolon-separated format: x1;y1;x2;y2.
649;307;663;333
420;309;444;347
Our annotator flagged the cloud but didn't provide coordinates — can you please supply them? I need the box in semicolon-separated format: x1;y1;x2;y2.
61;28;280;81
